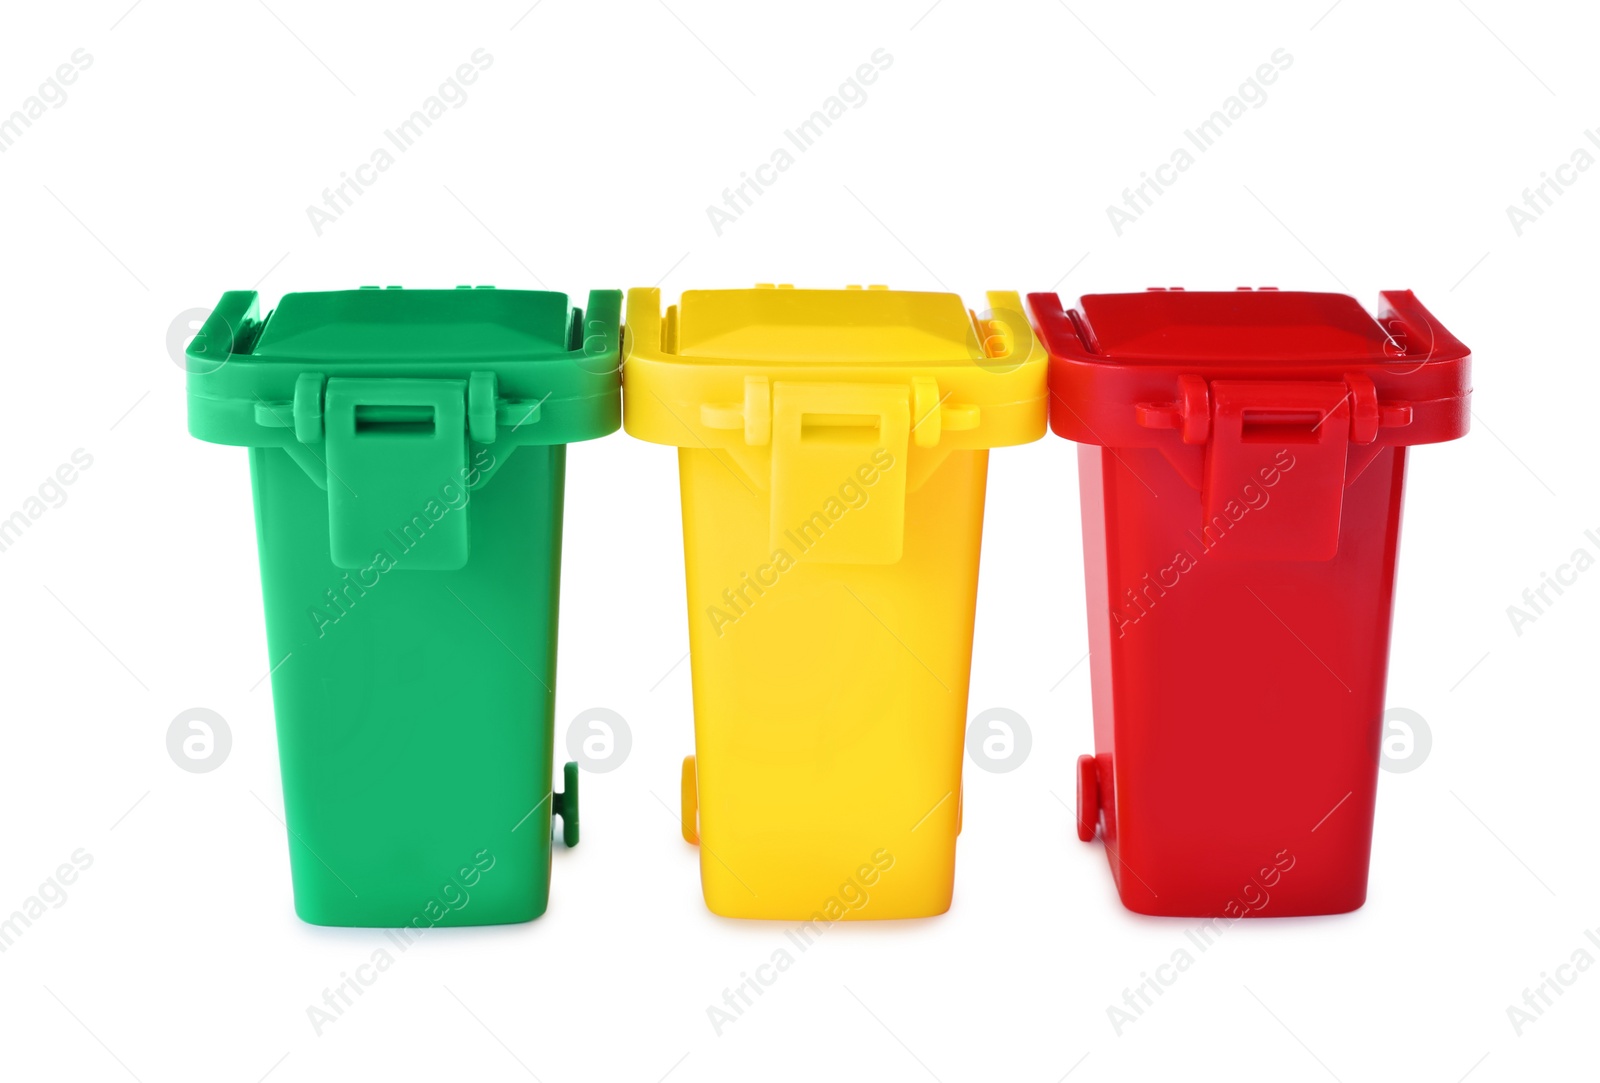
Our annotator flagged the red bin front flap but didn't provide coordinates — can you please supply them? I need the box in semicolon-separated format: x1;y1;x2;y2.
1027;288;1472;561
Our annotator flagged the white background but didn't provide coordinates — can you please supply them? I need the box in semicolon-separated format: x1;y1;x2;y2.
0;1;1594;1080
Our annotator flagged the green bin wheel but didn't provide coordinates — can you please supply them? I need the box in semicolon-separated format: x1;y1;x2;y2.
558;761;579;848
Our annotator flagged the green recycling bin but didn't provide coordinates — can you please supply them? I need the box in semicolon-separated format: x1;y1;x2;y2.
187;286;620;927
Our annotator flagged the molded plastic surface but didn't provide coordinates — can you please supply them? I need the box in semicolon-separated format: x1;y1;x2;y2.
188;287;618;926
626;285;1046;919
1029;288;1471;918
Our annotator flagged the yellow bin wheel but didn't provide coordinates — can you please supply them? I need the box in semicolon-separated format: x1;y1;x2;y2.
680;755;699;845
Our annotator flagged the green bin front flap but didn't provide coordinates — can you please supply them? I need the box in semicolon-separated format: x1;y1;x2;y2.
186;287;620;570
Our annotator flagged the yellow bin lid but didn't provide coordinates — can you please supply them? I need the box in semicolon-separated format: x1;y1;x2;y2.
623;284;1048;452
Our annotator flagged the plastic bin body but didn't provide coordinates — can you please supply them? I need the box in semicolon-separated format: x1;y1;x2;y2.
1029;289;1470;918
188;287;618;926
625;286;1046;919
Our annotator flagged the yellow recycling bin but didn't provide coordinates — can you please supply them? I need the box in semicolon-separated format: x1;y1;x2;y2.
624;284;1047;919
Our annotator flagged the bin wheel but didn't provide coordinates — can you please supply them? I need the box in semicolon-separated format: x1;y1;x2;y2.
554;761;579;848
1076;754;1099;842
680;755;699;845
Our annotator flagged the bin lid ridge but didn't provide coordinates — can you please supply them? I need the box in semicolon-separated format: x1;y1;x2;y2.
671;287;986;363
252;288;577;360
1058;290;1458;365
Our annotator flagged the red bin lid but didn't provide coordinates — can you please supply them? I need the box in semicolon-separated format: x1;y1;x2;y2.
1027;288;1471;449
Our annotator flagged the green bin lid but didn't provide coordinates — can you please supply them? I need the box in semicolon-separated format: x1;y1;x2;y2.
187;286;621;449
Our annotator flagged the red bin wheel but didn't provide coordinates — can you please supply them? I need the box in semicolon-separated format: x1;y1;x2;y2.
1076;754;1099;842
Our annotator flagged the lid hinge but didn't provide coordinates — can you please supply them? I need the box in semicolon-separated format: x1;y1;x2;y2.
700;375;980;449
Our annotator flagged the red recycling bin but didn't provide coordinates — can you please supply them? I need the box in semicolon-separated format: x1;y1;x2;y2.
1029;288;1471;917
